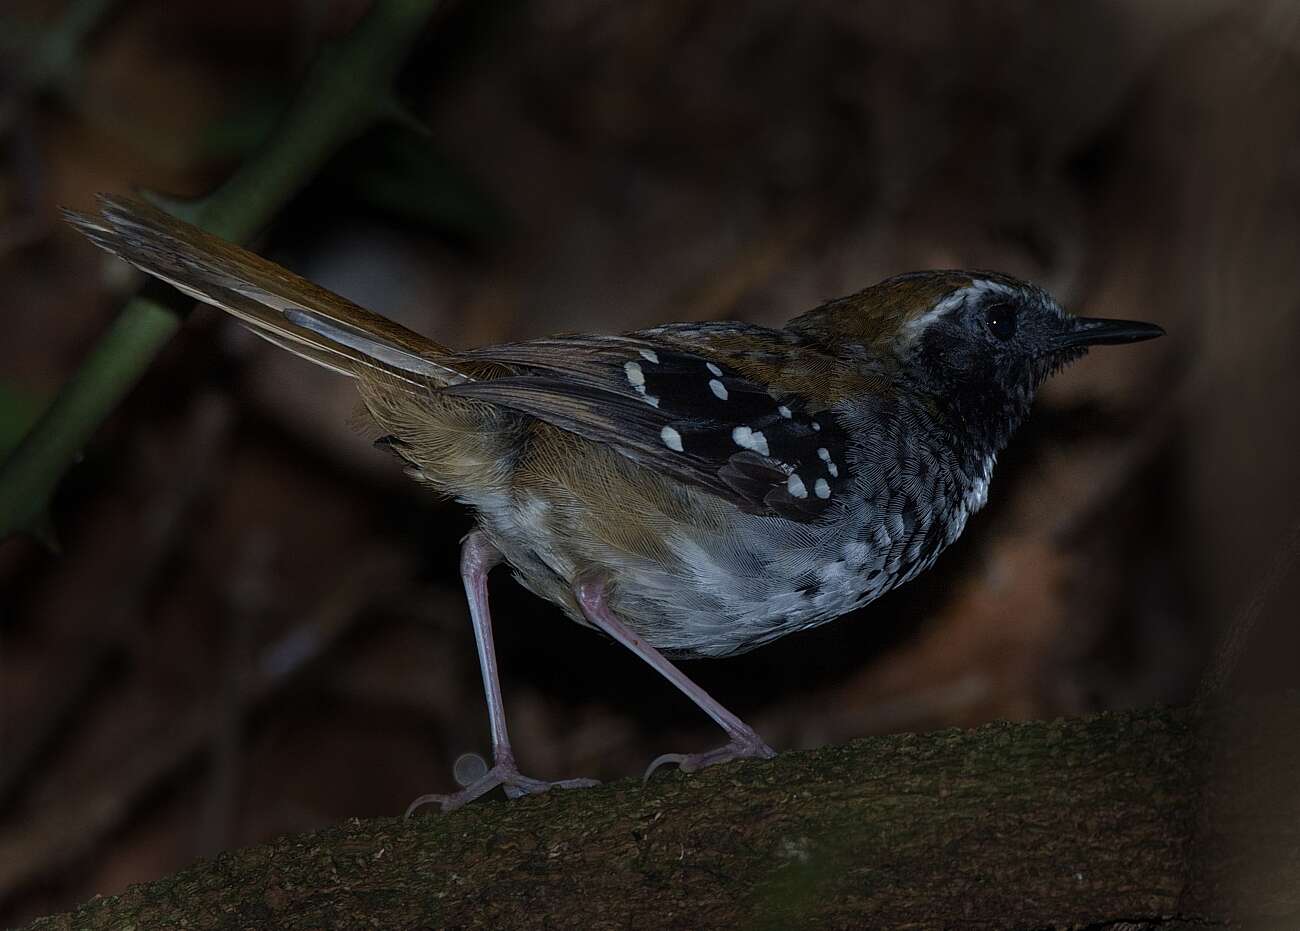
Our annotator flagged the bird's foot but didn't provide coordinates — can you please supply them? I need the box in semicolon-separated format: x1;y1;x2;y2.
643;732;776;782
405;763;599;816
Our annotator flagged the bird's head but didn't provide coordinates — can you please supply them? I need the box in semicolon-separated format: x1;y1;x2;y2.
786;270;1164;451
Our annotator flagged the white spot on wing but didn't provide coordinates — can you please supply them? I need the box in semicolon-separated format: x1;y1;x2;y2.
814;478;830;499
811;421;821;431
706;362;723;376
639;349;660;363
633;384;661;407
732;426;770;456
787;473;808;498
817;447;839;477
778;405;792;418
709;378;728;400
624;361;645;386
660;426;683;451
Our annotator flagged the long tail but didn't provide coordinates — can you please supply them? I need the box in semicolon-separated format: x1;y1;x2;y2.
65;195;469;389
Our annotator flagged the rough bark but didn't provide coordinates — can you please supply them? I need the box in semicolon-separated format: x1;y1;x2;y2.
21;699;1300;930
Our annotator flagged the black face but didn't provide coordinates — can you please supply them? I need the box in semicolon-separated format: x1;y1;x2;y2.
962;286;1075;389
909;279;1163;454
983;300;1018;341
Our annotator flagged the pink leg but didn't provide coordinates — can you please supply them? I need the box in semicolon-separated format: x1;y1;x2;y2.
575;577;775;780
405;531;598;815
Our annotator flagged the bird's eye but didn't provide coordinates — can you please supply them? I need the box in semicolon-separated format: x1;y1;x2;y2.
985;302;1017;341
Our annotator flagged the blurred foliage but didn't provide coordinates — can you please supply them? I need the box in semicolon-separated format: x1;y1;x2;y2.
204;92;508;242
0;384;42;460
322;125;509;242
0;0;115;102
198;85;289;163
0;0;442;543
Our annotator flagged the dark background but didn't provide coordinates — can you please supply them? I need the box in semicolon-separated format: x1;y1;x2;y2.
2;0;1298;923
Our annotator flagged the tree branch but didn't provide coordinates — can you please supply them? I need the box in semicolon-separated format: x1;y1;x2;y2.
21;700;1300;929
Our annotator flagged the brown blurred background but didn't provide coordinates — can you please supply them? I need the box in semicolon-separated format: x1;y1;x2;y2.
2;0;1298;923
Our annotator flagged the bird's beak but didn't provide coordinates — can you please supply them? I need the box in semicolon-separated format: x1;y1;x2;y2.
1053;316;1165;349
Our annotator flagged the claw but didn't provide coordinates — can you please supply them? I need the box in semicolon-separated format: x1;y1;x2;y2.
406;764;599;816
642;735;777;783
643;753;689;782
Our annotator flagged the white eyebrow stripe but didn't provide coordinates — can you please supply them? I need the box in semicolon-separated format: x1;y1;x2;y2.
899;279;1020;341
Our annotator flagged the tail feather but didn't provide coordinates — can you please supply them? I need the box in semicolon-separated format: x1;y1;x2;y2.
65;195;470;389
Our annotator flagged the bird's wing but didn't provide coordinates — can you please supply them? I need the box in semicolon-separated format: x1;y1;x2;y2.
447;326;864;522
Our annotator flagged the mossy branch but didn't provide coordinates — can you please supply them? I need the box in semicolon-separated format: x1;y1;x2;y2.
20;700;1300;929
0;0;441;544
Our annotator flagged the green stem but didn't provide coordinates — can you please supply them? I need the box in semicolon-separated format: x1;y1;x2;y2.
0;0;440;543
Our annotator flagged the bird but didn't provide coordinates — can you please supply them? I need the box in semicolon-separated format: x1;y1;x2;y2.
66;195;1164;812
